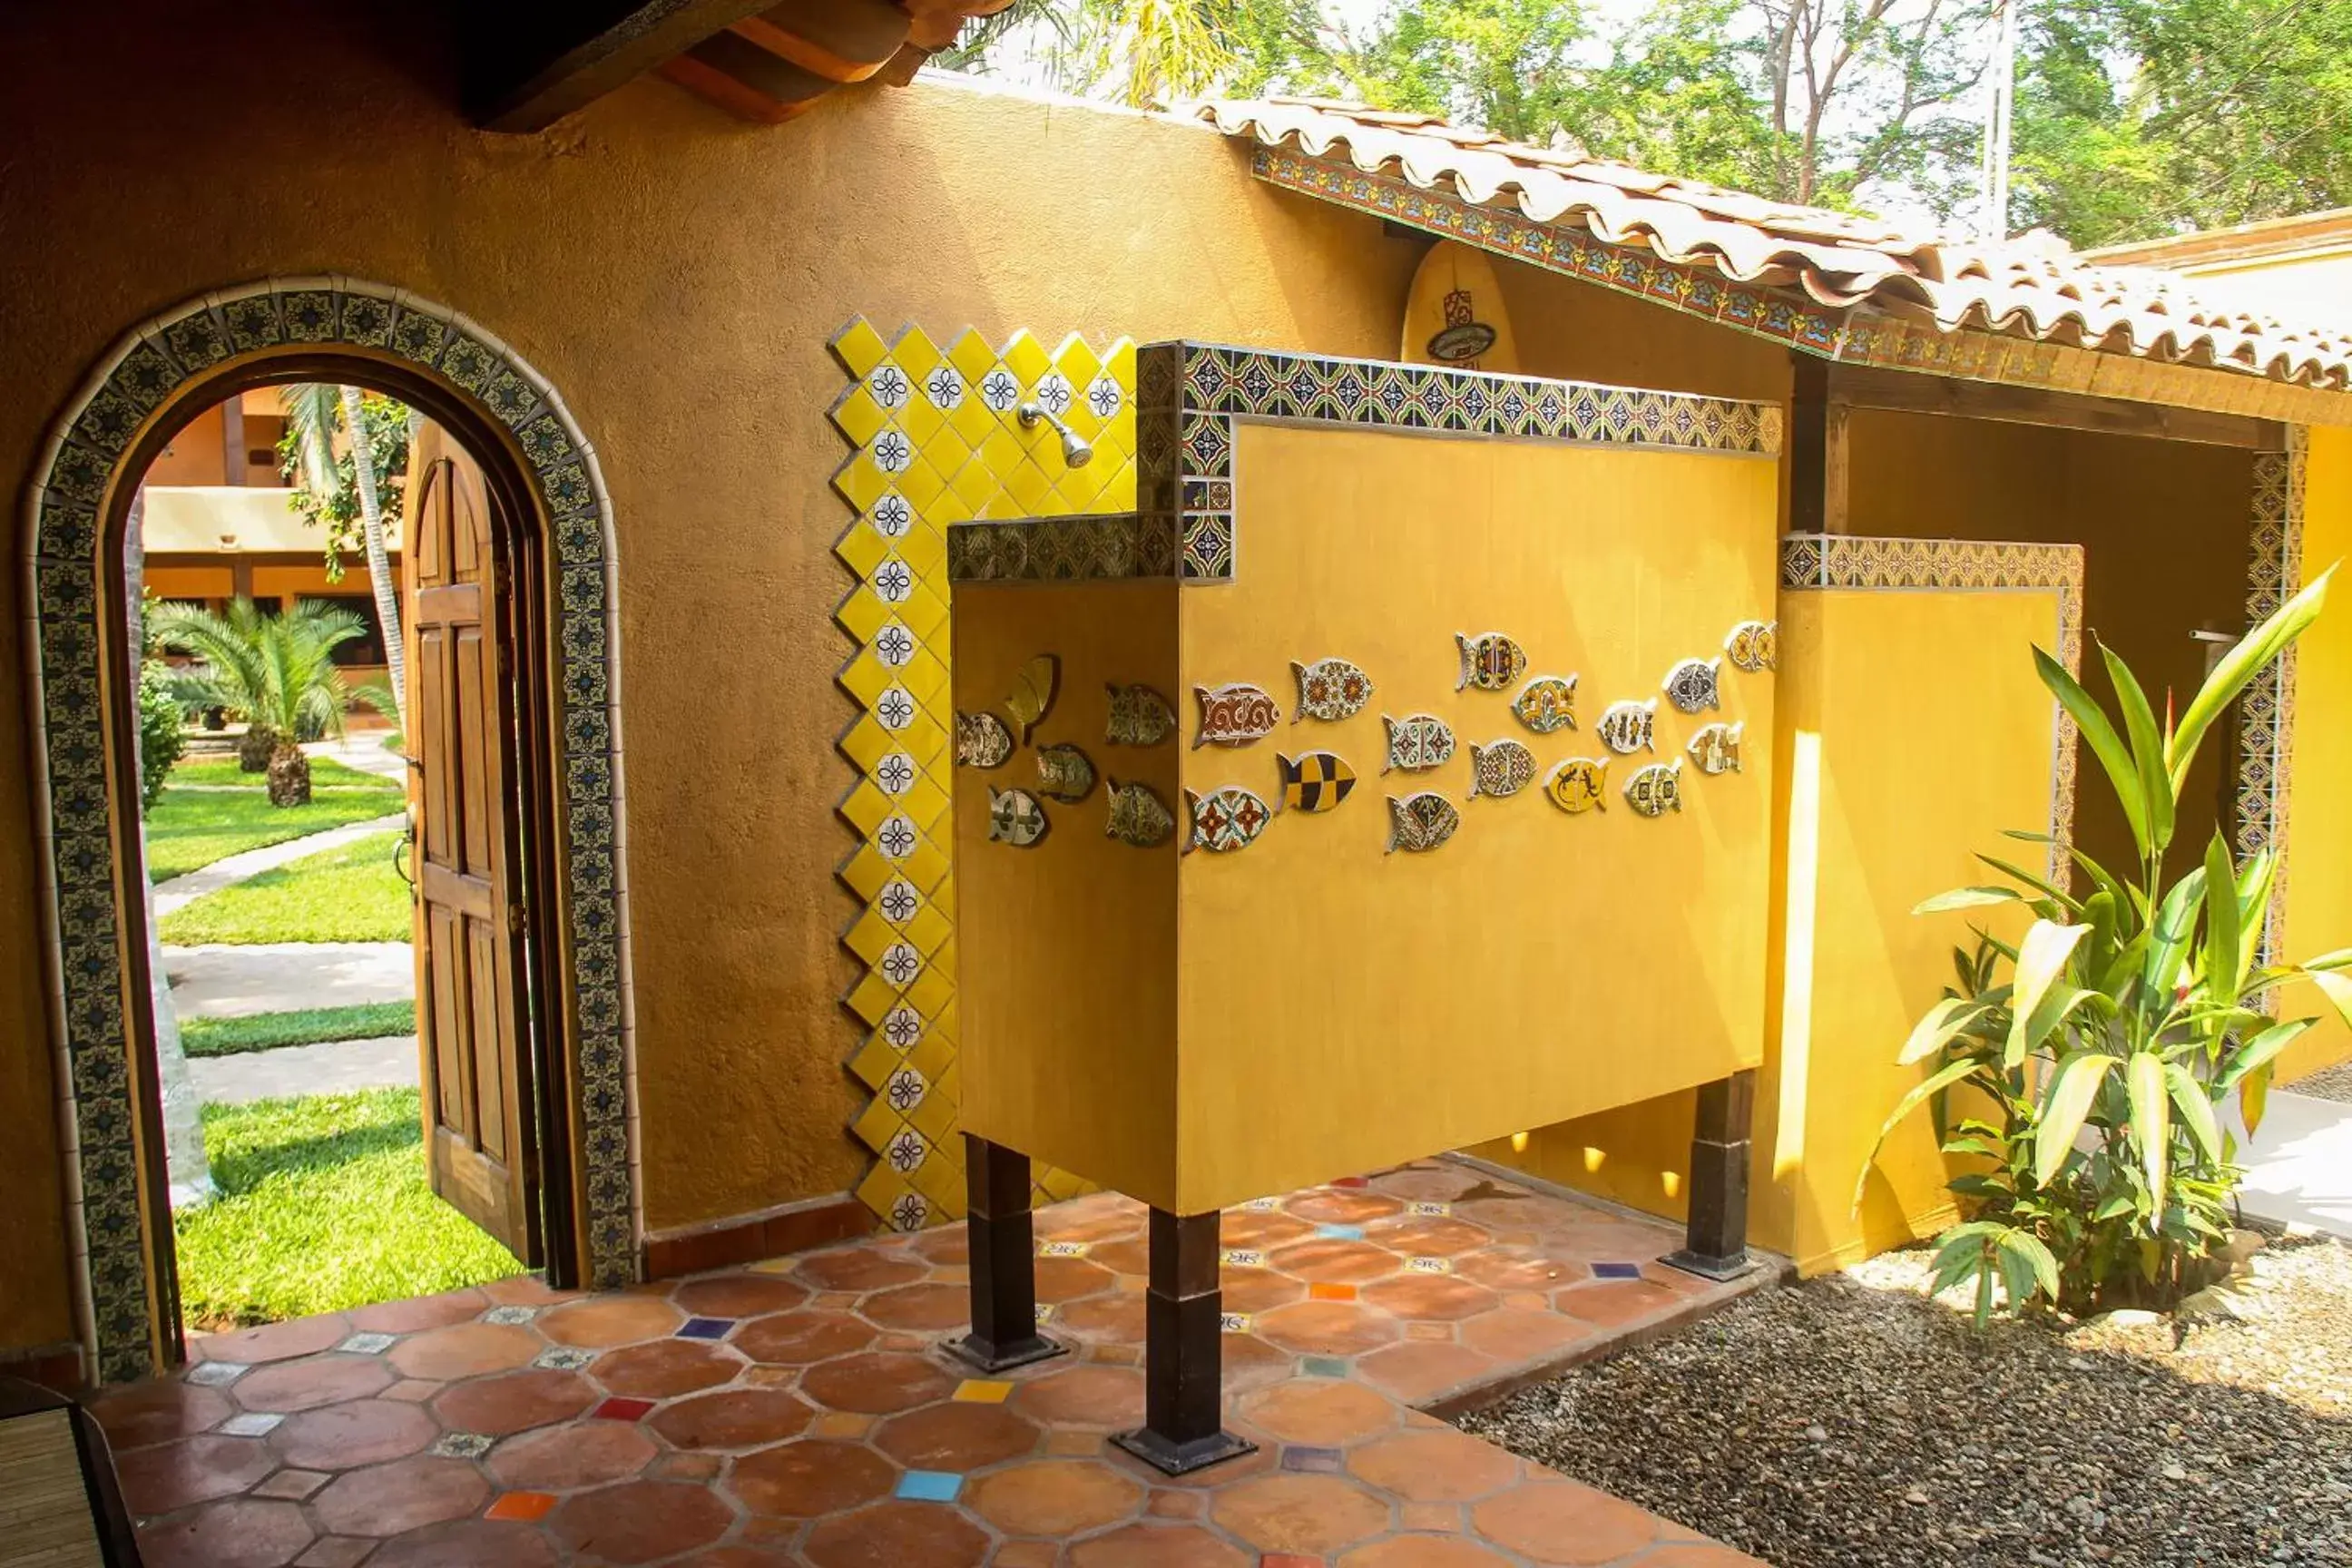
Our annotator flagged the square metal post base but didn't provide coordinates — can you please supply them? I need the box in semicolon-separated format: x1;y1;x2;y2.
1660;1246;1758;1282
948;1330;1069;1375
1112;1426;1257;1476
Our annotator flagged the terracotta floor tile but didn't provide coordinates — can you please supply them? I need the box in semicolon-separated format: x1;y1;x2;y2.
874;1400;1043;1471
117;1435;278;1515
191;1315;352;1367
1364;1218;1494;1257
1068;1523;1250;1568
1052;1292;1146;1344
1637;1544;1769;1566
140;1498;315;1568
1399;1501;1463;1532
429;1368;593;1437
382;1379;441;1404
860;1281;973;1331
1045;1430;1103;1457
672;1548;800;1568
364;1518;562;1568
233;1356;395;1414
292;1535;376;1568
1220;1269;1305;1316
252;1468;331;1501
1348;1430;1519;1503
1081;1238;1151;1278
1035;1257;1117;1303
993;1543;1058;1568
539;1295;683;1348
482;1274;574;1307
803;1499;990;1568
1471;1482;1662;1564
671;1272;812;1319
348;1289;489;1336
1553;1279;1687;1329
795;1246;926;1293
1013;1364;1142;1429
967;1458;1144;1535
1450;1249;1587;1294
551;1478;733;1564
1354;1342;1497;1405
1339;1536;1517;1566
312;1455;489;1537
1254;1301;1403;1357
1219;1210;1316;1252
1035;1199;1145;1246
92;1379;231;1451
799;1350;955;1414
1240;1379;1399;1447
909;1228;970;1265
487;1422;656;1491
728;1439;897;1516
1282;1190;1405;1227
1210;1473;1389;1554
1268;1239;1404;1286
594;1338;740;1399
648;1387;815;1450
812;1410;877;1437
1361;1275;1501;1323
1367;1166;1483;1204
733;1308;877;1365
386;1323;541;1382
270;1398;437;1471
1459;1307;1595;1366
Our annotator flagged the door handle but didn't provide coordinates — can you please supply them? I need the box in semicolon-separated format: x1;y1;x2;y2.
395;821;416;890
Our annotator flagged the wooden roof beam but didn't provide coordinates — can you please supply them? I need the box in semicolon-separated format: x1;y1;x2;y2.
1827;364;2283;450
467;0;783;132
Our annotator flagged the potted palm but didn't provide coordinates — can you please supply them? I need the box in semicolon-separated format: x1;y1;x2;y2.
1864;564;2350;1321
150;598;381;806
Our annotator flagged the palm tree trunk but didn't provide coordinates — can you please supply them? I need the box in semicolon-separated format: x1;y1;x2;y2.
266;740;313;808
127;487;215;1210
338;385;409;733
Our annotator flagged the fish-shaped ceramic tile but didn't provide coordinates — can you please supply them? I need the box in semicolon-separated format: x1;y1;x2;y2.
1291;657;1376;723
1103;779;1175;848
987;787;1051;847
1386;792;1461;853
1455;631;1529;692
1034;742;1098;803
1511;674;1579;734
1596;698;1658;756
1662;656;1724;715
1687;720;1744;776
1005;654;1061;744
1624;760;1685;818
1725;620;1779;674
1193;682;1280;749
1104;683;1176;747
1467;739;1535;799
956;710;1014;769
1277;751;1356;813
1543;758;1609;815
1381;712;1456;773
1185;786;1273;854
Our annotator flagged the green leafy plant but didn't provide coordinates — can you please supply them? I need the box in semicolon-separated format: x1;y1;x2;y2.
136;660;186;809
1862;564;2351;1323
151;598;387;807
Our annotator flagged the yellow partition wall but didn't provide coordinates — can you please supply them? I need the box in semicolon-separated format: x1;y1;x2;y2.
2281;425;2352;1081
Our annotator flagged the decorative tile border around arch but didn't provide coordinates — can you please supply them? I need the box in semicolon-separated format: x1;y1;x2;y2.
24;277;638;1383
2239;427;2308;969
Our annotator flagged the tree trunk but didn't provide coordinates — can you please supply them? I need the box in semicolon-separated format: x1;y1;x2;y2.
266;741;313;808
236;723;277;773
127;487;215;1210
339;386;408;733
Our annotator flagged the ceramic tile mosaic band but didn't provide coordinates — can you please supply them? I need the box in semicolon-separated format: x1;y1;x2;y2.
2238;431;2307;970
947;514;1176;583
1780;533;2084;885
26;277;638;1383
828;320;1136;1230
1132;339;1782;586
1251;149;2350;429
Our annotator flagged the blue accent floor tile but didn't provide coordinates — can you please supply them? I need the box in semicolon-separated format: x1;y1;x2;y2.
1315;1224;1364;1240
897;1470;964;1502
1592;1261;1643;1280
1301;1356;1350;1378
1281;1446;1344;1473
676;1317;736;1339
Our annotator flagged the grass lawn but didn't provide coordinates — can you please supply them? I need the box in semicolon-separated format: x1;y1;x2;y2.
176;1089;519;1330
168;755;398;791
147;769;403;883
160;832;410;945
181;1002;417;1057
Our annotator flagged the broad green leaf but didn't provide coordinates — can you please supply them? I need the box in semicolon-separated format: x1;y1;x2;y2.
1900;998;1992;1065
2093;1191;2137;1221
1976;854;2082;916
2218;1020;2311;1090
2036;645;2151;861
2142;870;2209;1002
2202;833;2242;1011
2235;850;2277;983
1915;886;2029;916
2169;565;2333;797
1855;1055;1985;1213
2004;1229;2063;1301
1994;1240;2039;1314
2008;921;2091;1068
2001;830;2143;916
2034;1052;2118;1185
2311;969;2352;1032
2243;1063;2273;1138
2128;1052;2171;1208
2102;642;2176;857
2162;1061;2222;1163
2299;946;2352;972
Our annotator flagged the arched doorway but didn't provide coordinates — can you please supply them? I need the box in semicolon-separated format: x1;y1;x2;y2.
26;279;638;1384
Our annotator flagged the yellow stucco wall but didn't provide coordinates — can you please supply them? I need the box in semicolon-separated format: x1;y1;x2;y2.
0;2;1425;1354
2281;424;2352;1081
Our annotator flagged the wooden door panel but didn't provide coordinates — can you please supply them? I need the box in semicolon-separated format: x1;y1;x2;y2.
407;420;541;1266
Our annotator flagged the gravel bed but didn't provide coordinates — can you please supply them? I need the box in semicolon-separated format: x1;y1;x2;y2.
1461;1234;2352;1567
2286;1062;2352;1104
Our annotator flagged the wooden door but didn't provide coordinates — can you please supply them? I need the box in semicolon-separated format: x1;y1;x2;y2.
406;422;542;1265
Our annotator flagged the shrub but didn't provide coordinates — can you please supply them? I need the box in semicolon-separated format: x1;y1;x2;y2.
137;660;185;808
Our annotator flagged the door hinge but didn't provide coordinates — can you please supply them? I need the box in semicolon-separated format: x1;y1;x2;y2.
507;902;526;934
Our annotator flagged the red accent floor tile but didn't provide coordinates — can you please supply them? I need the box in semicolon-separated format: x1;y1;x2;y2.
591;1396;656;1421
485;1490;559;1522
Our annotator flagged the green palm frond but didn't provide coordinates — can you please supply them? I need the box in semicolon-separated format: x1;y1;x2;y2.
149;597;366;740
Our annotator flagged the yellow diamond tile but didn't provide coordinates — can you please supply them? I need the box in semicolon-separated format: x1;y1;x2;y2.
946;454;1003;514
900;649;950;708
897;774;949;830
910;1152;962;1210
894;714;950;772
1004;460;1056;514
837;712;898;771
838;649;897;709
838;385;893;446
904;902;953;958
833;454;888;514
832;318;890;378
980;426;1028;481
946;391;1004;450
836;522;894;581
946;328;997;383
838;779;896;838
901;582;949;641
1000;329;1051;386
899;836;950;895
1038;1163;1088;1202
838;842;896;903
846;970;899;1028
836;586;890;645
851;1093;904;1152
844;907;897;967
897;450;949;511
1051;334;1102;390
889;328;942;379
932;1057;962;1103
906;965;954;1021
908;1090;959;1150
930;875;956;925
932;934;956;975
908;1028;955;1083
925;487;976;527
897;394;946;447
1103;338;1135;383
855;1162;912;1222
933;995;958;1045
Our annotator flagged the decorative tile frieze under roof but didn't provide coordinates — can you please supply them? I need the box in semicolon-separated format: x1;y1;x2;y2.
1197;97;2352;404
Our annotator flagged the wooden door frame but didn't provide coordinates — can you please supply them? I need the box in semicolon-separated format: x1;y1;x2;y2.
24;281;639;1384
